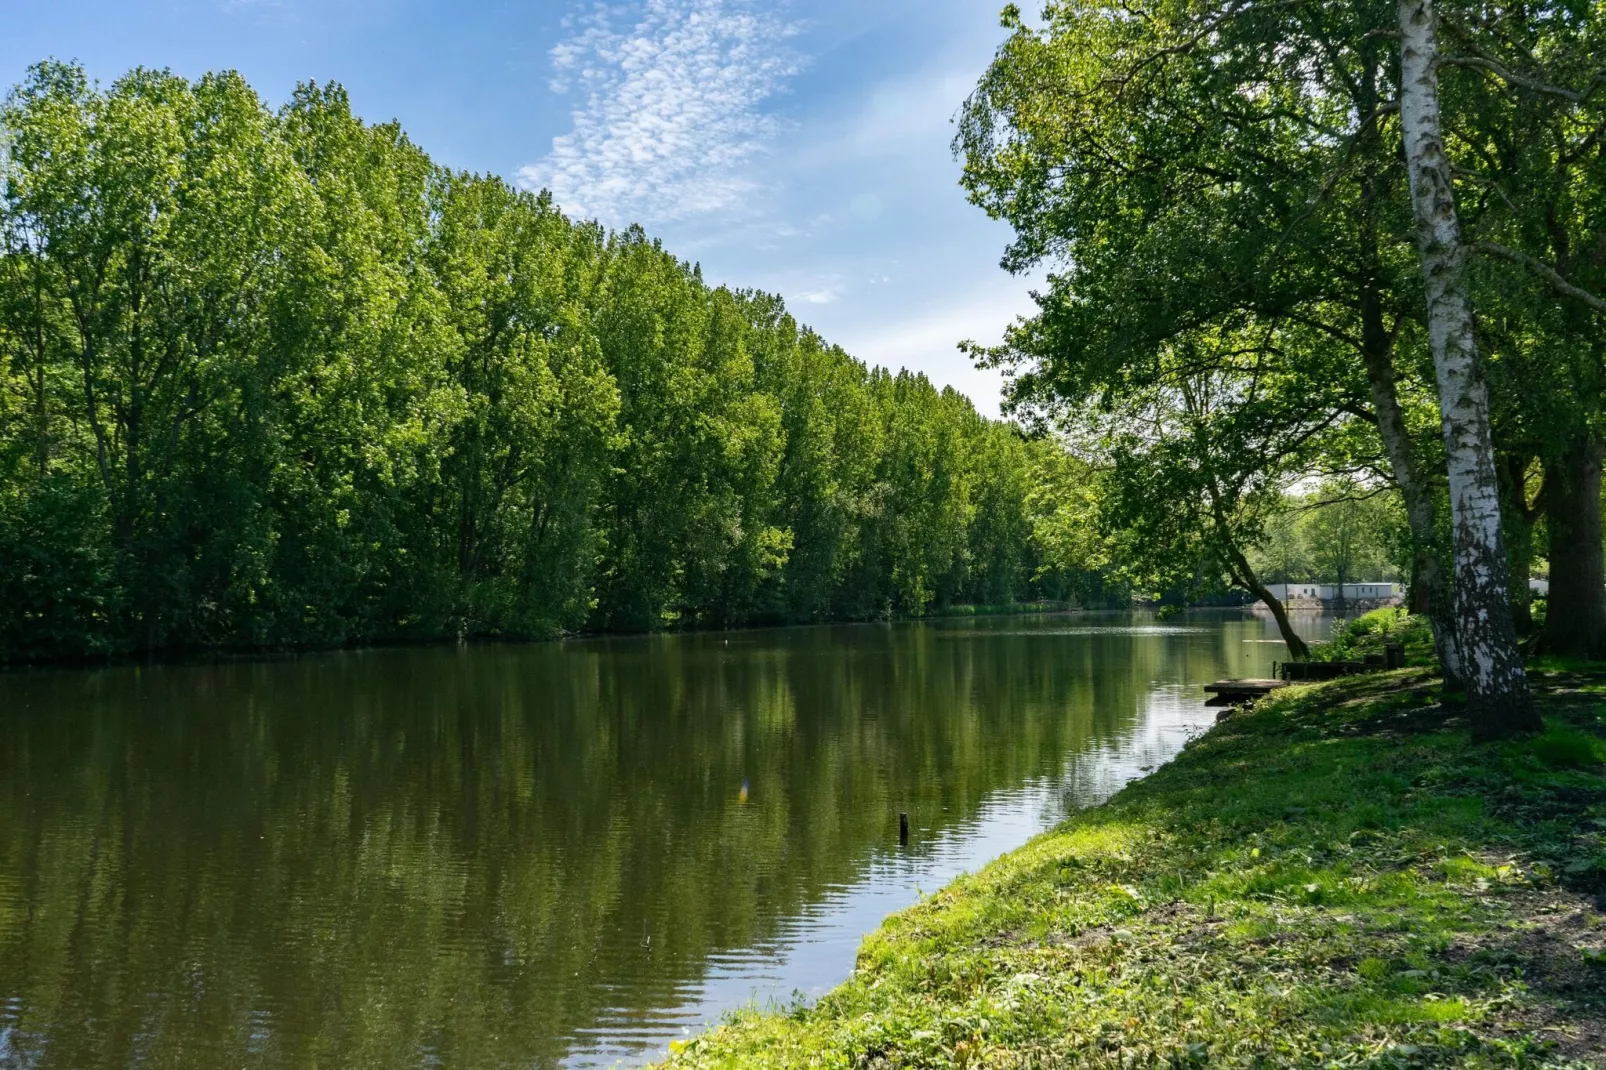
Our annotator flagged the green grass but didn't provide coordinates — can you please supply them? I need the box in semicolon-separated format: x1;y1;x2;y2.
1530;725;1606;770
1313;607;1439;666
659;668;1606;1068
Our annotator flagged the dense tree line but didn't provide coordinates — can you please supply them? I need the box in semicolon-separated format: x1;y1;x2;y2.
959;0;1604;735
0;62;1097;662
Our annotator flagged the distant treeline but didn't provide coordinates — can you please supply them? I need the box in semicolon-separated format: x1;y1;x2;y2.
0;63;1109;662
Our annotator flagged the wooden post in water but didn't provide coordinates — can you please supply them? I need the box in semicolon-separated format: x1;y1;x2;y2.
899;812;909;845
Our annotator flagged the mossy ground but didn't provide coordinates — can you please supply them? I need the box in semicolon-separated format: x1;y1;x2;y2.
659;664;1606;1068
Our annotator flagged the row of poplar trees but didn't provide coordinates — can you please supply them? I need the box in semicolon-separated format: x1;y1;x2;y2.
0;62;1080;662
959;0;1604;738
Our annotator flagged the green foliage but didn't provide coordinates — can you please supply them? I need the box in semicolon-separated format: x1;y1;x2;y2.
952;0;1418;643
0;476;119;657
1253;480;1408;586
0;62;1104;660
660;670;1606;1068
1314;607;1437;665
951;0;1606;679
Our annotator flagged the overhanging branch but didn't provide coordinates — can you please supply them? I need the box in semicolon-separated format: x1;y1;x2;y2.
1475;241;1606;316
1440;55;1592;102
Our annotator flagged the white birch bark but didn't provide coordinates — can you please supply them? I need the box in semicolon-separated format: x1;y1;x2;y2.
1396;0;1538;736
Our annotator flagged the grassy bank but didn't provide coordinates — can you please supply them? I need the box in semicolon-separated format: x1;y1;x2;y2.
661;663;1606;1067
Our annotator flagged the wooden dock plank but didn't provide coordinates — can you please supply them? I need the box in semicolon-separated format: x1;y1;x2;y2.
1203;679;1288;697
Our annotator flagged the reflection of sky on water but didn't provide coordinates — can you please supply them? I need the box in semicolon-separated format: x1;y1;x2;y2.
566;614;1330;1067
0;609;1337;1070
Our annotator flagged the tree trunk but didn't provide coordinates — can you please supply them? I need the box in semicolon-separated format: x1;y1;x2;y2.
1255;579;1311;662
1353;46;1464;685
1542;433;1606;658
1497;453;1535;635
1507;513;1534;634
1223;539;1310;660
1397;0;1539;738
30;264;51;476
1358;290;1465;687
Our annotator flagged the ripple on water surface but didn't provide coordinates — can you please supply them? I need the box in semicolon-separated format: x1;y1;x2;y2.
0;610;1335;1068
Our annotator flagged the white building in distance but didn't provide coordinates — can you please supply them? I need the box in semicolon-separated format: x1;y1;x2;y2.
1263;582;1403;603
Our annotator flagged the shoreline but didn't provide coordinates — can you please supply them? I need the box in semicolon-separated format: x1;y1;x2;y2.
658;665;1606;1067
0;600;1101;673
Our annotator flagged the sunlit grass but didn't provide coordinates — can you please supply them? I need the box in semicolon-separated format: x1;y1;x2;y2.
660;667;1606;1068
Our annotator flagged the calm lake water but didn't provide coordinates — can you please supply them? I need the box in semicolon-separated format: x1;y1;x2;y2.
0;610;1332;1068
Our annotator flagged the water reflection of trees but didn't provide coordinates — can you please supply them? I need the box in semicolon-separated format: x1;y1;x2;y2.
0;615;1252;1067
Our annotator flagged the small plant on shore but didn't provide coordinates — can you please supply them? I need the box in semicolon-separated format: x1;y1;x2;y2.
1312;607;1436;665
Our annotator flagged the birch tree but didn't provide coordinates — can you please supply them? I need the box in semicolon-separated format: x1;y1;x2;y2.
955;0;1471;679
1439;0;1606;658
1396;0;1538;737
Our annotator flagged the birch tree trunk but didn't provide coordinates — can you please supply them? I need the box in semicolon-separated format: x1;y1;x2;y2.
1353;54;1465;686
1397;0;1539;738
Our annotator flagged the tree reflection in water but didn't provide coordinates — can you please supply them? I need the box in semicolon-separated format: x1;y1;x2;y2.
0;611;1312;1068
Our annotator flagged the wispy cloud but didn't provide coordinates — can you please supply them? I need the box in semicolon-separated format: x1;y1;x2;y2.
793;274;843;305
519;0;803;228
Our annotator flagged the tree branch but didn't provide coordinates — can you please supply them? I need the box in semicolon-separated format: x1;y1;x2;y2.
1439;55;1599;104
1474;241;1606;315
1299;483;1396;510
1339;401;1380;426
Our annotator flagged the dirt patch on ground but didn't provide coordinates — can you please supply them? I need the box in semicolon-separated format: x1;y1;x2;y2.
1444;882;1606;1063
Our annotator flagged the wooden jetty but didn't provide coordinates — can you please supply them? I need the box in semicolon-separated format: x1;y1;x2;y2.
1203;678;1288;705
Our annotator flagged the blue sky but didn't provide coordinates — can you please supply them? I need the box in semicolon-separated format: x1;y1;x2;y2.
3;0;1037;416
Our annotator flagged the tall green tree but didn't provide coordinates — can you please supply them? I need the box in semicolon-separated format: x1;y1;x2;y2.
1053;324;1361;658
1435;0;1606;658
269;81;462;645
0;61;1106;663
428;173;619;635
955;0;1596;734
1302;480;1404;614
1397;0;1538;734
1;63;309;649
956;0;1469;677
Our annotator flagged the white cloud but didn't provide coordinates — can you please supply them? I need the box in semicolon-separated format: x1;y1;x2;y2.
519;0;803;227
793;276;843;304
514;0;1029;416
819;281;1042;419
